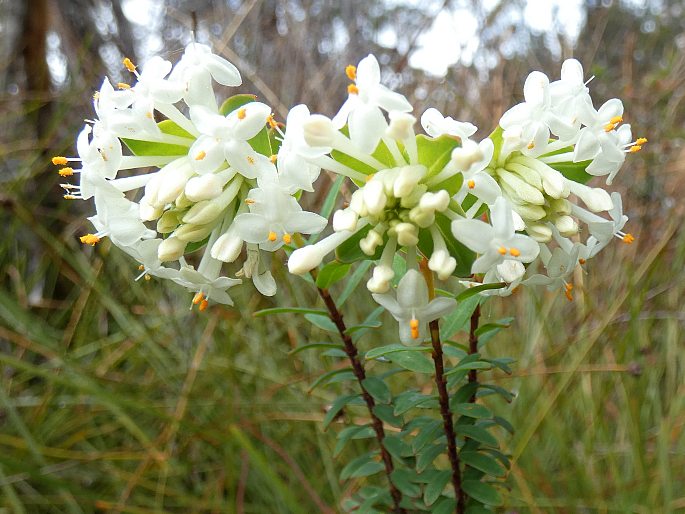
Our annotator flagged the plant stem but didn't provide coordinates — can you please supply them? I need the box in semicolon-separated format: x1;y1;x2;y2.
421;264;465;514
315;285;406;514
468;304;481;403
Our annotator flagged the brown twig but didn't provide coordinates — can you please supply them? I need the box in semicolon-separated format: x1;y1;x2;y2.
468;304;481;403
315;285;406;514
422;262;465;514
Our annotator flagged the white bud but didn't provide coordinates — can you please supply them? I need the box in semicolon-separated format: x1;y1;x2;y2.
428;249;457;281
157;236;187;262
349;190;368;216
584;187;614;213
408;206;435;228
182;200;223;225
555;215;579;237
185;174;224;202
333;209;358;232
173;223;213;242
550;198;572;215
386;112;416;140
211;232;243;262
366;265;395;293
360;230;384;255
526;223;553;243
156;159;194;205
139;197;163;221
419;190;450;212
394;222;419;247
302;114;336;147
288;245;323;275
362;180;387;216
514;203;547;222
393;165;426;198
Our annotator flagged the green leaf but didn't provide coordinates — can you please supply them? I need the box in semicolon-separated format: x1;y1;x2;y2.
373;404;403;428
362;377;391;404
304;313;338;332
334;425;376;456
316;261;351;289
424;470;452;506
456;283;506;302
412;420;443;453
417;134;460;179
288;342;344;356
441;295;481;340
454;424;499;447
460;451;506;478
393;391;437;416
219;94;257;116
493;416;515;435
350;461;386;479
309;176;345;244
323;394;359;429
331;148;378;176
391;469;422;498
417;213;474;277
551;159;593;184
321;348;348;358
308;367;353;392
340;452;379;480
122;119;193;156
338;261;373;306
461;480;502;506
432;497;457;514
454;403;492;419
416;443;445;472
391;350;435;374
478;384;515;403
365;344;432;360
451;361;492;372
383;434;412;460
254;307;327;317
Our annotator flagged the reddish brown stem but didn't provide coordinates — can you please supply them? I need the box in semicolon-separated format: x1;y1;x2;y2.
468;304;481;403
316;286;406;514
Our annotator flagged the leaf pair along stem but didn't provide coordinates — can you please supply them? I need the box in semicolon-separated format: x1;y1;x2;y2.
315;283;407;514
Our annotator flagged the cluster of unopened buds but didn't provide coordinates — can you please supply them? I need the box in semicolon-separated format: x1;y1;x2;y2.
57;45;643;341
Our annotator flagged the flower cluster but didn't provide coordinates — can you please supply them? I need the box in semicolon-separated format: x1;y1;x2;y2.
54;43;326;307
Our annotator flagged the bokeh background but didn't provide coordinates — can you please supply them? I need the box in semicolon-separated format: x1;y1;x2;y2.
1;0;684;512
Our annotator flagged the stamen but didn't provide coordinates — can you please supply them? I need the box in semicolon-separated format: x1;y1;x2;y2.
52;156;68;166
122;57;136;73
195;150;207;161
636;137;648;145
93;92;100;100
269;154;277;164
117;82;131;90
268;231;277;242
509;247;521;257
199;299;209;311
345;65;357;81
58;167;74;177
247;156;255;165
347;84;359;95
579;258;587;265
564;283;574;302
604;123;616;132
410;318;419;339
609;115;623;125
144;274;151;281
138;265;145;271
628;145;642;153
527;141;535;150
192;292;204;305
467;179;475;189
622;233;635;244
282;233;292;244
266;114;278;129
79;234;100;246
497;246;507;255
237;108;247;120
245;198;255;204
63;194;77;200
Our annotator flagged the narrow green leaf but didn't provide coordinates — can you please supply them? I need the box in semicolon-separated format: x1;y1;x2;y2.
373;404;403;428
461;451;506;477
219;94;257;115
362;377;391;404
304;313;338;332
441;295;481;340
424;470;452;506
461;480;503;506
254;307;327;317
310;176;345;243
432;497;457;514
338;261;372;306
383;434;412;460
391;469;422;498
335;225;383;263
456;283;506;302
334;425;376;456
393;391;437;416
350;461;386;478
323;394;359;429
340;452;378;480
455;424;499;447
346;320;383;335
316;261;351;289
365;344;432;360
391;350;435;374
416;443;445;472
412;420;443;453
288;342;344;356
308;367;353;392
454;403;492;419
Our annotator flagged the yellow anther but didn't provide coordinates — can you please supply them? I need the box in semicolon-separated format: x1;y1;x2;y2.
199;299;209;311
195;150;206;161
123;57;136;72
564;283;574;302
58;167;74;177
365;174;375;183
497;246;507;255
636;137;648;145
247;155;255;165
117;82;131;89
138;265;145;271
145;111;153;119
622;233;635;244
93;91;100;100
609;115;623;125
467;179;475;189
79;234;100;246
509;247;521;257
347;84;359;95
192;292;204;305
63;194;76;200
345;65;357;81
144;274;151;281
629;145;642;153
282;233;292;244
267;114;278;129
604;123;616;132
245;198;255;204
237;108;247;120
527;141;535;149
268;231;277;242
579;258;587;265
269;154;278;164
410;318;420;339
52;156;68;166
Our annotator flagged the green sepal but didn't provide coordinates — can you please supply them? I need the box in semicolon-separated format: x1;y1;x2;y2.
219;94;257;116
122;119;193;156
417;134;460;178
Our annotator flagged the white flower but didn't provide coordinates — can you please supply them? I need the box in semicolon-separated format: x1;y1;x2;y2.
451;197;539;276
232;183;327;251
372;269;456;345
332;54;412;153
174;265;241;306
420;108;477;141
169;42;241;109
524;244;580;291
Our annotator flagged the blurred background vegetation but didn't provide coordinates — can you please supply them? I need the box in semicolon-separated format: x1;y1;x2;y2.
0;0;684;512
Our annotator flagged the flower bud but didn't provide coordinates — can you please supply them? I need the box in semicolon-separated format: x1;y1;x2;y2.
362;180;387;216
288;245;323;275
360;229;384;255
514;203;547;221
211;232;243;262
182;200;223;225
419;190;450;212
394;222;419;247
428;249;457;281
156;158;194;205
555;215;579;237
333;208;358;232
185;173;224;202
366;265;394;293
408;206;435;228
349;190;368;216
393;165;425;198
139;197;163;221
302;114;336;147
157;236;186;262
526;223;553;242
173;223;213;243
549;197;572;215
156;210;181;233
386;112;416;141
